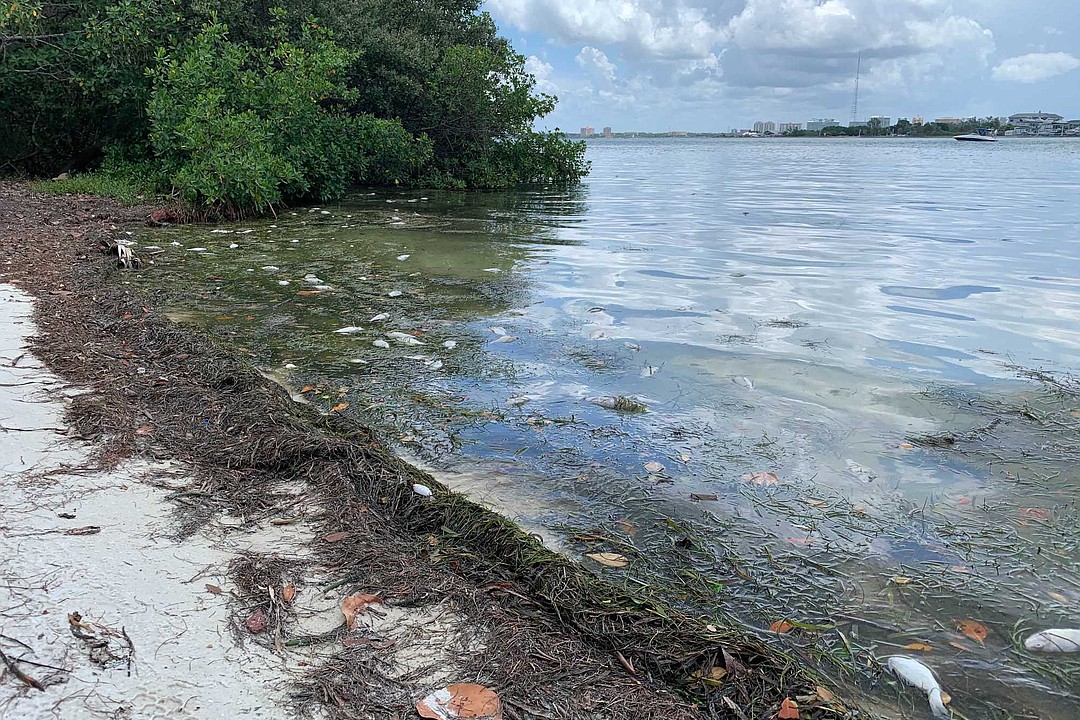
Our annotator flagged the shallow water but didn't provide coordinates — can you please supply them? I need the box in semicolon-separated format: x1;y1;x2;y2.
140;138;1080;718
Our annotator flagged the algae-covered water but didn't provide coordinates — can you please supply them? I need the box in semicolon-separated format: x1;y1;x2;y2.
137;138;1080;719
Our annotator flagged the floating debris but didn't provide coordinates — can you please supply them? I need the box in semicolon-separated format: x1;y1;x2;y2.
845;460;877;481
641;365;659;377
644;461;665;474
589;396;648;413
507;396;529;407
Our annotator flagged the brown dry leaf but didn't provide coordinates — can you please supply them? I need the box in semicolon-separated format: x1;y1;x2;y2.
778;697;800;719
852;505;868;516
282;584;297;604
586;552;629;568
815;686;835;702
135;425;153;436
742;470;779;486
63;526;101;536
205;583;223;595
948;641;970;652
690;493;718;502
301;385;316;393
903;642;933;652
244;608;269;634
940;691;952;706
644;461;665;474
330;402;349;413
341;593;383;630
955;619;989;645
416;683;502;720
1049;591;1069;603
1019;507;1051;520
297;290;322;297
805;498;829;508
323;531;354;543
692;666;728;685
770;620;795;634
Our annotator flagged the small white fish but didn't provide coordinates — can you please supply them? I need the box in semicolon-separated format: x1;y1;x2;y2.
388;290;403;297
142;246;162;251
494;335;517;343
261;265;280;271
387;331;425;346
846;459;877;481
372;340;390;349
320;210;330;215
397;254;411;261
886;656;949;718
210;229;232;234
412;483;433;497
507;396;529;407
733;376;755;390
284;363;298;370
625;342;641;352
304;276;323;284
229;243;239;249
370;313;390;322
334;326;363;334
489;326;506;336
1024;629;1080;653
278;280;291;286
348;358;368;365
405;355;429;361
170;241;182;246
442;340;457;350
189;247;207;252
425;360;443;371
236;229;254;234
315;285;333;291
482;267;501;273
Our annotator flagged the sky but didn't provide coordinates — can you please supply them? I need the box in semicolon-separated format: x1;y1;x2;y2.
483;0;1080;132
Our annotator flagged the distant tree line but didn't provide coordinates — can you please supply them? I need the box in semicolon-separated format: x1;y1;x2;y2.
1;1;588;216
792;116;1011;138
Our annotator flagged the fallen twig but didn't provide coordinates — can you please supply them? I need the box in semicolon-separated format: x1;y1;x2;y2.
0;645;45;691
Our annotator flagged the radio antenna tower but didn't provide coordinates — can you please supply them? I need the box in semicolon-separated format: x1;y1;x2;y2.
850;52;861;125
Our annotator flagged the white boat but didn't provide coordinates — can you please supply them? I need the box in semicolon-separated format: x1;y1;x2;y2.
955;130;996;142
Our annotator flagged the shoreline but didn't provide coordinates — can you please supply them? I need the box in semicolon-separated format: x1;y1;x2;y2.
0;181;853;720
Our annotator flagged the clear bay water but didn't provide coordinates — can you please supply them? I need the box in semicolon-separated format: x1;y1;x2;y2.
142;138;1080;718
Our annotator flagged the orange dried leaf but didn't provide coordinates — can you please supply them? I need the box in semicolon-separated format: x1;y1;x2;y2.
341;593;383;630
955;619;989;645
417;683;502;720
903;642;933;652
778;697;800;719
1019;507;1051;520
770;620;795;634
586;552;629;568
742;471;779;486
301;385;316;393
815;686;835;702
330;402;349;413
899;442;914;450
135;425;153;436
323;531;354;543
282;583;297;604
205;583;223;595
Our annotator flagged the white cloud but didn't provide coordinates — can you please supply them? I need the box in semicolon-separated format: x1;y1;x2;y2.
576;46;618;83
992;52;1080;83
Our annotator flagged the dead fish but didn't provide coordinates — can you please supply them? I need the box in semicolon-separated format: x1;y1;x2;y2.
284;363;298;370
489;326;507;336
277;280;291;286
188;247;207;252
482;267;501;273
397;254;411;261
886;656;949;718
228;243;239;249
1024;629;1080;653
387;290;403;297
425;360;443;371
641;365;659;378
732;376;755;391
494;335;517;343
625;342;641;352
334;326;363;334
412;483;433;497
261;265;280;271
210;229;232;234
387;331;425;346
589;396;648;413
372;340;390;349
303;276;323;284
442;340;458;350
507;396;529;407
846;459;877;481
405;355;429;361
370;313;390;322
315;285;333;291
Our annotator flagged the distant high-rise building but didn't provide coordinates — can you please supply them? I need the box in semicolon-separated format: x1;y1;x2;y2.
933;117;965;126
869;115;891;128
913;115;924;125
602;126;613;138
778;122;803;133
806;118;838;132
580;126;595;137
752;120;776;133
